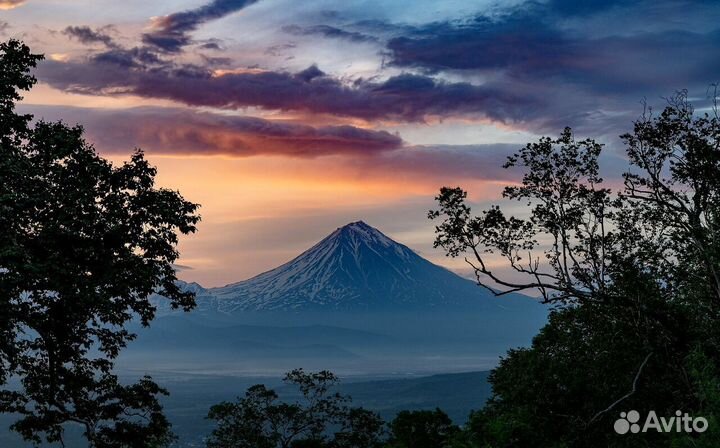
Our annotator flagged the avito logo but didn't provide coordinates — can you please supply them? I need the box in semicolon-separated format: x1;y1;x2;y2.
614;410;708;434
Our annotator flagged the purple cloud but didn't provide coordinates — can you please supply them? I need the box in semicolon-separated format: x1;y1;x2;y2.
23;105;403;157
282;24;378;43
142;0;259;53
37;58;534;123
63;26;116;47
385;2;720;95
34;0;720;138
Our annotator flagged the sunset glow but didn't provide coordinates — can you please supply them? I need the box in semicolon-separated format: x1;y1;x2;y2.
6;0;718;285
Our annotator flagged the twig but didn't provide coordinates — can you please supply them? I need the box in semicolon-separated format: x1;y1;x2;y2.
588;353;653;425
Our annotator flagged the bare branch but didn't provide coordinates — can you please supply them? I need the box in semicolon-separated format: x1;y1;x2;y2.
588;353;653;425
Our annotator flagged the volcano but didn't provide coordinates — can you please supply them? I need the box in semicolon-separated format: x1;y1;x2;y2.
175;221;542;314
138;221;548;373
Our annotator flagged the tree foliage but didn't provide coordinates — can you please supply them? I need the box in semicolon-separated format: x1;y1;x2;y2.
429;91;720;446
0;39;200;446
206;369;385;448
386;408;459;448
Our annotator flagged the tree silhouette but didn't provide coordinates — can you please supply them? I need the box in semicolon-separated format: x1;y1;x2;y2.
430;91;720;446
0;40;200;447
331;407;386;448
386;409;458;448
207;369;385;448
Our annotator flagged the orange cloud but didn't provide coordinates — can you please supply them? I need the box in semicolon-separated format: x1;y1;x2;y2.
127;154;511;286
24;105;403;157
0;0;25;9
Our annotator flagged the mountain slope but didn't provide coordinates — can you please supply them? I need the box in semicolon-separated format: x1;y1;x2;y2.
134;221;547;376
179;221;541;313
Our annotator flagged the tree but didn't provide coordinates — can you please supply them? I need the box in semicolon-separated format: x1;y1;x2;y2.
386;408;458;448
0;40;200;446
429;127;614;304
430;91;720;446
330;408;386;448
206;369;385;448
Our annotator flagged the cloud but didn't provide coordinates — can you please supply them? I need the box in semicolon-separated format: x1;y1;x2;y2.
37;58;534;123
24;105;403;157
379;0;720;134
142;0;260;52
542;0;629;16
385;3;720;89
34;0;720;137
265;42;297;57
23;103;565;185
20;104;552;183
198;39;224;50
89;46;165;68
386;11;577;73
63;26;116;47
282;24;378;43
33;0;533;127
359;143;520;183
543;0;718;17
0;0;25;9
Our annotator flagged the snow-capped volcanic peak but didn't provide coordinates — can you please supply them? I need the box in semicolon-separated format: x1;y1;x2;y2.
335;221;397;249
170;221;536;313
326;221;413;261
209;221;422;311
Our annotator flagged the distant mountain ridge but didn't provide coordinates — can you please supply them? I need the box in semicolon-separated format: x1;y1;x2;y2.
160;221;541;313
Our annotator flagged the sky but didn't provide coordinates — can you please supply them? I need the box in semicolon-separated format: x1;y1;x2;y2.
3;0;720;286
